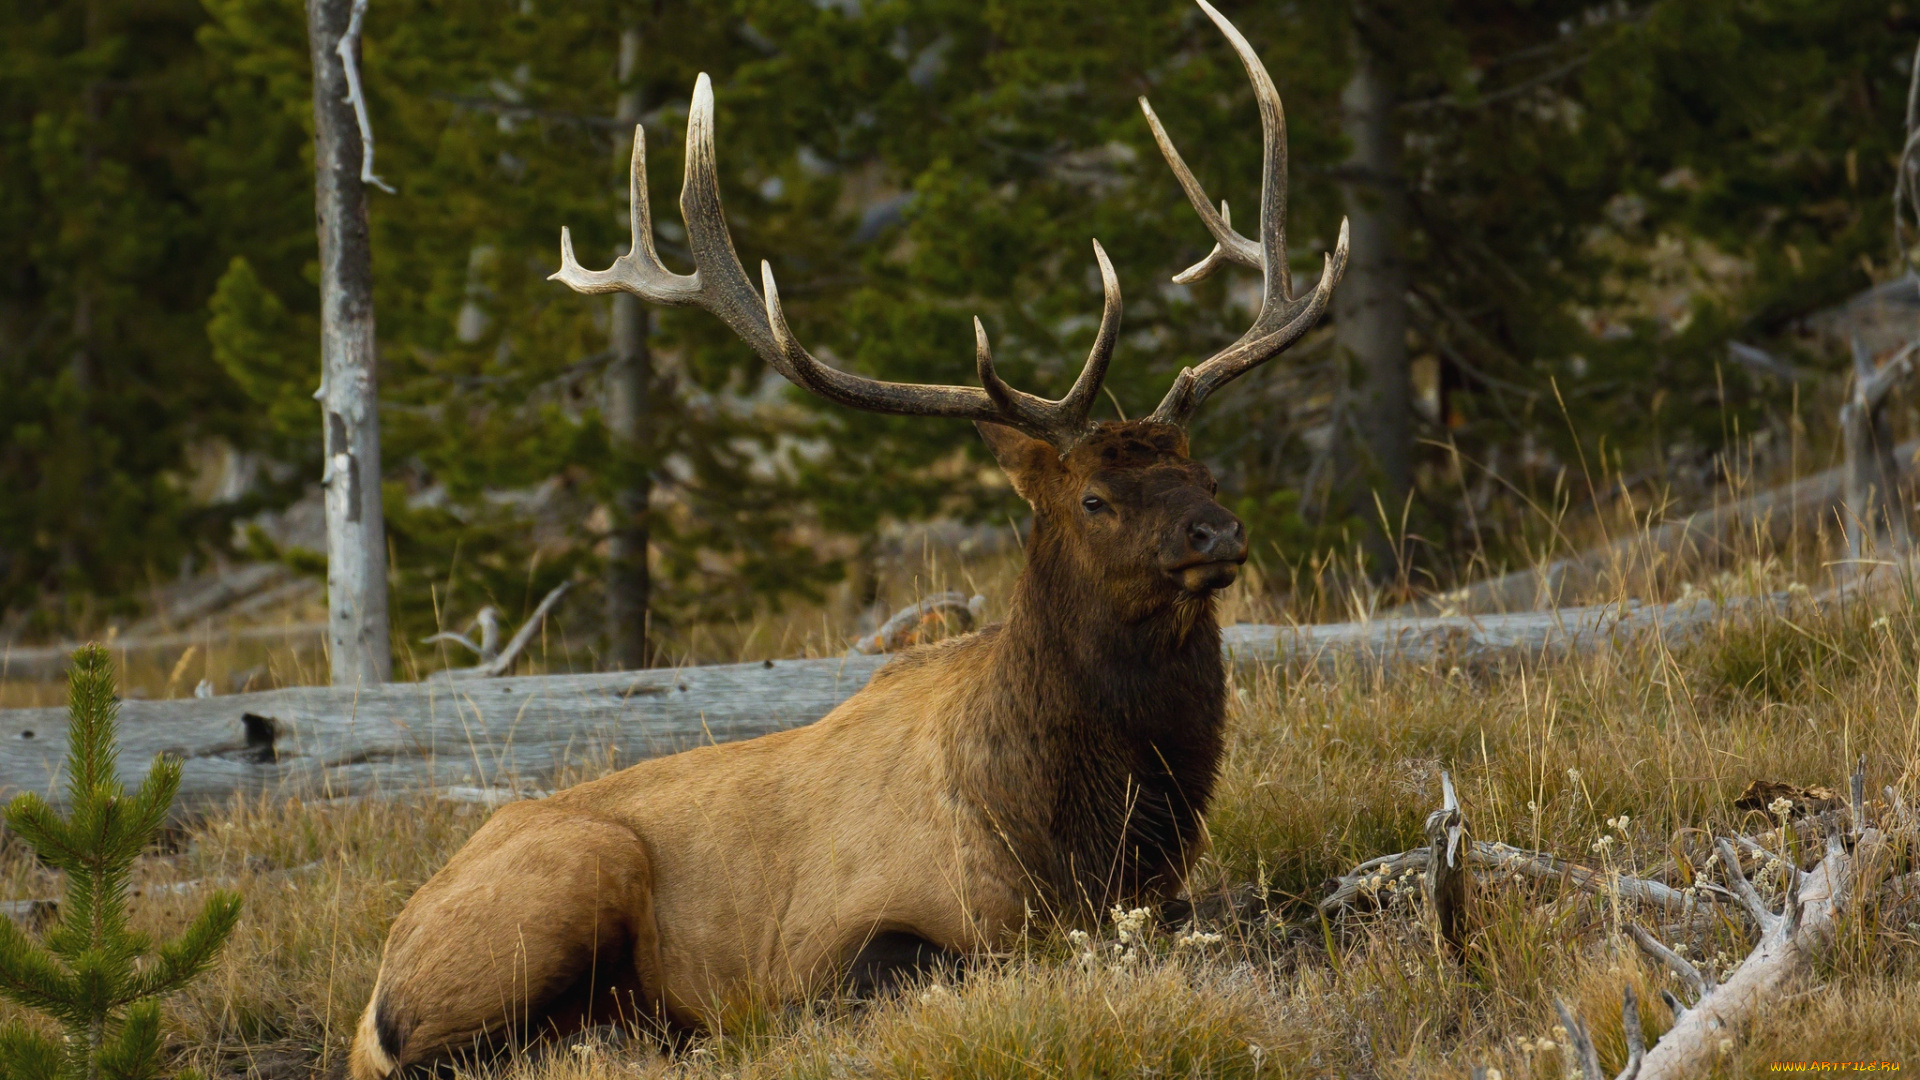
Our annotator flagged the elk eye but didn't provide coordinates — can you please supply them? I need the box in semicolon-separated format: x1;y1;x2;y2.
1081;494;1106;514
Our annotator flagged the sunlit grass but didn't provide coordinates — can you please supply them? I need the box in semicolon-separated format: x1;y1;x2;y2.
4;557;1916;1078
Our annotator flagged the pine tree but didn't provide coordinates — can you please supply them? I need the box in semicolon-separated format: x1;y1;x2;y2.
0;645;242;1080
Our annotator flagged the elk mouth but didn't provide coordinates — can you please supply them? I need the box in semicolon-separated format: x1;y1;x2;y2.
1165;558;1244;593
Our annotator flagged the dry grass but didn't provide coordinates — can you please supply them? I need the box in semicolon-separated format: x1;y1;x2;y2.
4;555;1918;1078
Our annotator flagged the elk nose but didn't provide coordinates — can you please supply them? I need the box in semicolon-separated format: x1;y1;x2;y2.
1186;513;1246;561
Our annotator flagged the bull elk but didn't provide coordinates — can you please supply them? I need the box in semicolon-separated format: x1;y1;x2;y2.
351;3;1345;1073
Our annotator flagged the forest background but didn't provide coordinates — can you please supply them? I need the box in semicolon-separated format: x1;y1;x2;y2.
2;0;1915;666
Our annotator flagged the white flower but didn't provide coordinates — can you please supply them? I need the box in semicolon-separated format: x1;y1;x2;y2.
1591;835;1616;854
1110;905;1152;945
1567;768;1582;784
1067;928;1096;967
1768;796;1795;818
1175;929;1223;948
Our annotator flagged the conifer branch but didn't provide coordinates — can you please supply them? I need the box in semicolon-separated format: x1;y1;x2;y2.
0;645;240;1080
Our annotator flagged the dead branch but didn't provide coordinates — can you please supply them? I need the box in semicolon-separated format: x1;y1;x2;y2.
1554;987;1646;1080
1551;760;1900;1080
444;582;570;677
422;606;501;662
1320;839;1713;919
334;0;393;193
1425;770;1470;960
848;592;985;655
0;593;1851;812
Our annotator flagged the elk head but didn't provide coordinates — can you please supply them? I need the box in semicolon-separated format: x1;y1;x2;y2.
551;0;1347;617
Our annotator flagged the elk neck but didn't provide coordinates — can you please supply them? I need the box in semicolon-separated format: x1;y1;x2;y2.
964;510;1229;912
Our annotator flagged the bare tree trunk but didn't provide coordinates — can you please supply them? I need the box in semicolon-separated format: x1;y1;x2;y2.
1333;13;1411;570
307;0;391;686
1842;402;1904;561
1841;337;1913;565
604;25;653;671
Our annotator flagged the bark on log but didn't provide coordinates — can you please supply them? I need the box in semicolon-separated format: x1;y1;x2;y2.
0;596;1751;814
0;655;888;814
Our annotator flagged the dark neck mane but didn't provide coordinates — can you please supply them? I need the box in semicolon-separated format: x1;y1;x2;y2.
972;516;1229;913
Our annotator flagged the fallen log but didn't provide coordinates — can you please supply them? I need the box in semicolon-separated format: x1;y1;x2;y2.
1406;439;1920;616
0;654;887;813
0;596;1758;813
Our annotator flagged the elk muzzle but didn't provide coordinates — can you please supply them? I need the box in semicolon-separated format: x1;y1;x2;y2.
1164;503;1247;592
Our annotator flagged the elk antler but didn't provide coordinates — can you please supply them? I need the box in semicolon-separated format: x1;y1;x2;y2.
551;74;1120;451
1140;0;1349;427
553;1;1337;444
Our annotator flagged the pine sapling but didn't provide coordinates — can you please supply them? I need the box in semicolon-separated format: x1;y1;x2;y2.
0;645;242;1080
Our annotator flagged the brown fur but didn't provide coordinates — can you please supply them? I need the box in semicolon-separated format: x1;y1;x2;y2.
350;421;1246;1075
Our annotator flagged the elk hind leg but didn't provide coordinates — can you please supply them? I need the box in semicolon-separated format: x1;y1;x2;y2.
349;806;663;1078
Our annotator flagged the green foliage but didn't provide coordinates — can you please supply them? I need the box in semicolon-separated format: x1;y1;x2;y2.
207;256;316;451
0;646;242;1080
4;0;1916;636
0;0;251;625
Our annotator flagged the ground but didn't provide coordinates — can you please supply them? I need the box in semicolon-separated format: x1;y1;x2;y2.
2;564;1918;1079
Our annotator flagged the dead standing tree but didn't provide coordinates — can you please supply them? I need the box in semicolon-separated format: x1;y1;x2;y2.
1840;335;1916;564
1840;34;1920;567
307;0;392;686
604;23;654;671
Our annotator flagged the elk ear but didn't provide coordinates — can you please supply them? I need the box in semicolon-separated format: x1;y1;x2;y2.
975;422;1064;504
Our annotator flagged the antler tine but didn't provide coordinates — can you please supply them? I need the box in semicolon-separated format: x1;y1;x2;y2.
762;263;1109;449
1138;98;1261;276
550;119;699;305
555;73;1121;451
1055;239;1124;424
551;75;778;363
974;240;1119;432
1145;0;1348;427
678;73;784;362
1171;200;1237;285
